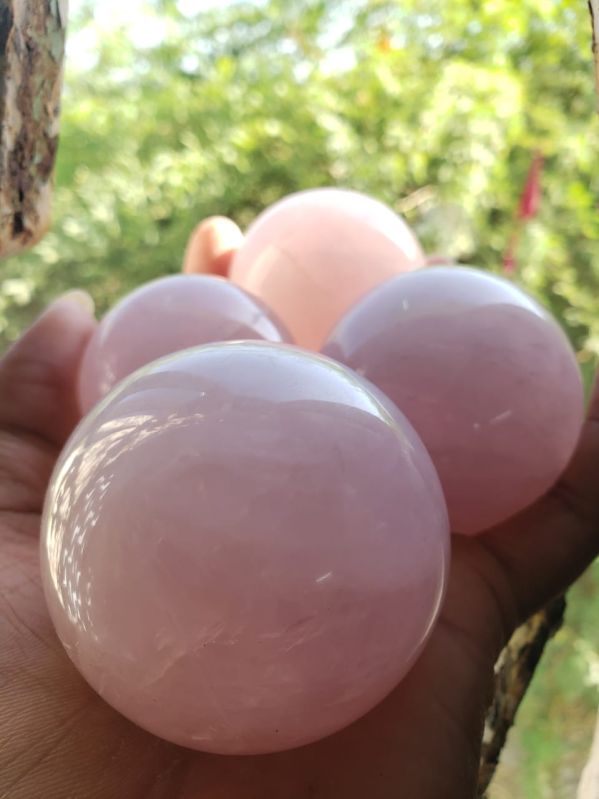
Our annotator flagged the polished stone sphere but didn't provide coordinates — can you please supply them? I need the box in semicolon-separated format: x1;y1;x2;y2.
229;188;425;350
43;342;449;755
324;267;584;534
78;274;290;413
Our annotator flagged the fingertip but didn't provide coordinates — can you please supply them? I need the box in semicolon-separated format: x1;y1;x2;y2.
425;255;456;267
53;290;96;318
183;216;244;277
13;289;96;359
0;291;98;445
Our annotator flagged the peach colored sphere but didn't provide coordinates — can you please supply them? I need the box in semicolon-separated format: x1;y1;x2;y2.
78;274;290;413
229;188;425;350
42;342;449;755
324;267;585;535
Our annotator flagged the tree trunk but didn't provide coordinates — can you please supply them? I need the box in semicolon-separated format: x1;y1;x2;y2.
0;0;67;259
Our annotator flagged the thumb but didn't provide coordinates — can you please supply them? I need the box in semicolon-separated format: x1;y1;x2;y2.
0;291;96;448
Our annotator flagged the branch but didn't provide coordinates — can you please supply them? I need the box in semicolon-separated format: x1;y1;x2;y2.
0;0;68;259
477;596;566;796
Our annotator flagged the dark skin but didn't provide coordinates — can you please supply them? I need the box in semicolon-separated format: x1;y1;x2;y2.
1;221;598;799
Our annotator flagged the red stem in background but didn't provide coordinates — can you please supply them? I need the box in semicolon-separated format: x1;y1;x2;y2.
503;152;543;275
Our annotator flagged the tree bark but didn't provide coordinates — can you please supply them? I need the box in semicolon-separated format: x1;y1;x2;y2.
478;597;566;796
0;0;67;259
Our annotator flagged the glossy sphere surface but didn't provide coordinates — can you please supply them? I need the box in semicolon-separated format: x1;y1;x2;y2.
324;267;585;535
78;274;290;413
229;188;425;350
42;342;449;755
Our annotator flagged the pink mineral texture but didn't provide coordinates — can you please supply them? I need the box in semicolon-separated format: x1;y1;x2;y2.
229;188;425;350
78;274;290;413
42;342;449;755
324;266;585;535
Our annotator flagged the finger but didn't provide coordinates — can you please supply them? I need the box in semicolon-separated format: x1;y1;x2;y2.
0;291;96;449
182;216;244;277
481;371;599;622
425;254;456;266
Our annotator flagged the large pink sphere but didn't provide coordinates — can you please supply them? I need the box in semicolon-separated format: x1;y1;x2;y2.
42;342;449;755
229;188;425;350
323;267;585;535
78;274;290;413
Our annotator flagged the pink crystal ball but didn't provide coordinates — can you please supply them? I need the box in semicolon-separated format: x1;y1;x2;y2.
42;342;449;755
324;266;585;535
78;274;290;413
229;188;425;350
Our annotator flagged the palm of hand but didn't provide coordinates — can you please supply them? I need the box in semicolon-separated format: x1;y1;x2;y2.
0;293;597;799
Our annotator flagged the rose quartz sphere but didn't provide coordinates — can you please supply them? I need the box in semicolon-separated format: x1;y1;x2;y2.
42;342;449;755
323;267;585;535
78;274;290;413
229;188;425;350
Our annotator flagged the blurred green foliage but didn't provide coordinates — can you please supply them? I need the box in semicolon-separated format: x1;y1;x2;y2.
1;0;598;371
1;1;598;795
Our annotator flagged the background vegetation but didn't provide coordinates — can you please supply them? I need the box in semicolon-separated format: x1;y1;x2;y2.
1;1;598;794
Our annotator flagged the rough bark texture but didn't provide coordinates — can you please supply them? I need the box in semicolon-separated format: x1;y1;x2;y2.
0;0;67;259
478;597;566;796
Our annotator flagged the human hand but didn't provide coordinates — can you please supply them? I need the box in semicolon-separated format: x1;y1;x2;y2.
1;222;597;799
